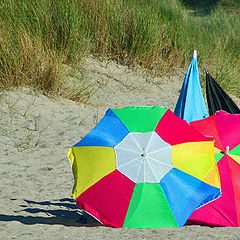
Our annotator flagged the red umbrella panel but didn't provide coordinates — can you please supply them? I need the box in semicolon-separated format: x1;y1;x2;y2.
188;111;240;227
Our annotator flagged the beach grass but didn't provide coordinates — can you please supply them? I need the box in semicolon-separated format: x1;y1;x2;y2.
0;0;240;97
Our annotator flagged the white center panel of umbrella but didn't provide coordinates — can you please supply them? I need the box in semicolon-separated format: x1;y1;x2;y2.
114;132;173;183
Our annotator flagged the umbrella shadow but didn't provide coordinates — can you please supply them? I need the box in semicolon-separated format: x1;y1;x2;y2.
0;198;102;227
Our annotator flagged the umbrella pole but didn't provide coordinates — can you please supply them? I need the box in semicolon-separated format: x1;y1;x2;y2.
193;49;198;59
203;65;208;74
225;146;230;155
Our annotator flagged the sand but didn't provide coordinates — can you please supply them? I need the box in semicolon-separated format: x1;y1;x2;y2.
1;57;240;239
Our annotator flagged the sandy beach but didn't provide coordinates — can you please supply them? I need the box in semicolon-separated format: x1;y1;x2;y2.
1;57;240;239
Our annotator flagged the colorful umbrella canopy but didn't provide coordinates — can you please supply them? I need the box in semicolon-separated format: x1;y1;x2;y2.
68;106;221;228
206;72;240;115
174;50;209;123
189;111;240;227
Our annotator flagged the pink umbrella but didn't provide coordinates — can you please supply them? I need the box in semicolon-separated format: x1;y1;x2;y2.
188;111;240;227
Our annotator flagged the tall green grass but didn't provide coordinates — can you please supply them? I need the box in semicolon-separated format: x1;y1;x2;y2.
0;0;239;97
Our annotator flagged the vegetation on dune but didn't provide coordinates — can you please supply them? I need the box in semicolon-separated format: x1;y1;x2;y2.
0;0;239;98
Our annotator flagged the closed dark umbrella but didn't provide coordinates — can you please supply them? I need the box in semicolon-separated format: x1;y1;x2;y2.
206;72;240;115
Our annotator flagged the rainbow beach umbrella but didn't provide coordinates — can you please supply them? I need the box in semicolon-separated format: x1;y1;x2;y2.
189;111;240;227
68;106;221;228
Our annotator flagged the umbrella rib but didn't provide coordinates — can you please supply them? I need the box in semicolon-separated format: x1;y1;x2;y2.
148;145;171;155
149;156;173;169
116;147;140;154
117;156;141;169
213;117;225;151
131;133;147;152
145;132;154;153
146;158;160;182
135;159;145;182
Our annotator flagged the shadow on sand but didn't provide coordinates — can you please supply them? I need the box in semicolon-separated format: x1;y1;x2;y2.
0;198;102;227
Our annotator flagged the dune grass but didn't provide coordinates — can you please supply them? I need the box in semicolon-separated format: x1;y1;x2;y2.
0;0;239;98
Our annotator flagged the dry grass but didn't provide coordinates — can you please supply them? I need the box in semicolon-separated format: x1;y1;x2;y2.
0;0;240;98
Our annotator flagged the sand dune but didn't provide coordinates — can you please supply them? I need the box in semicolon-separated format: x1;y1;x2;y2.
1;57;240;239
